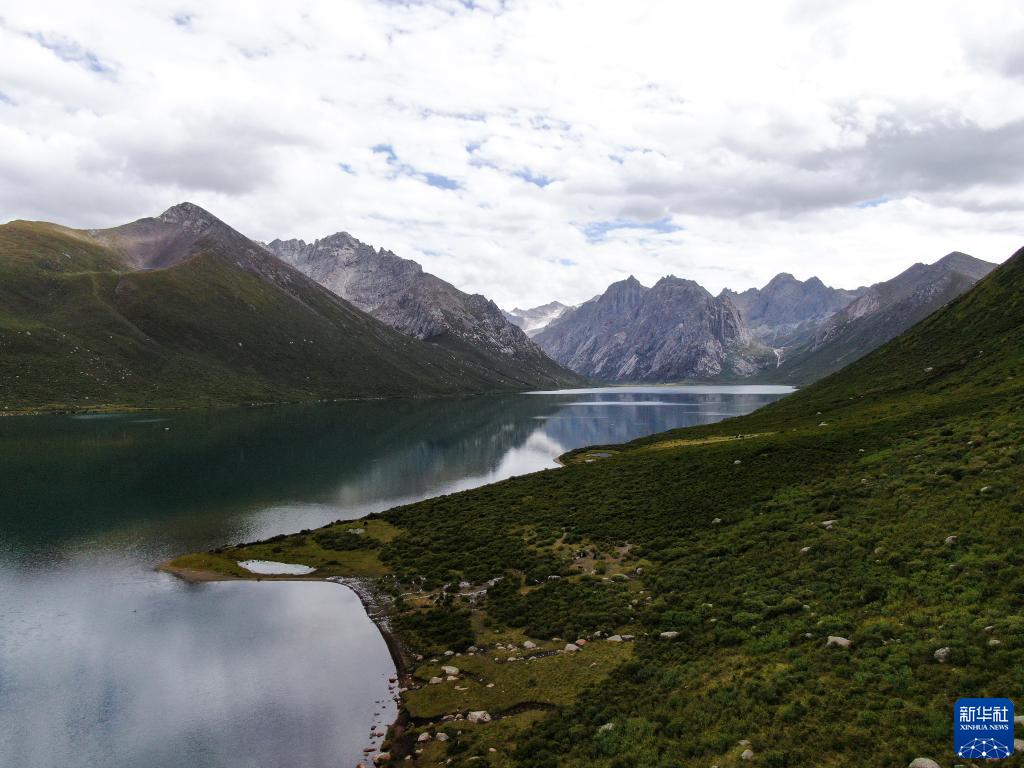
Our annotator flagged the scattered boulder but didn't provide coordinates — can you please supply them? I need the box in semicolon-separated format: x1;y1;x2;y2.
373;754;390;765
467;711;492;724
734;460;742;465
821;520;837;530
429;677;443;685
907;759;940;768
435;733;449;742
799;546;811;554
441;665;459;676
598;722;614;733
523;640;537;650
712;517;723;525
417;732;432;743
660;631;680;640
934;647;952;663
564;643;580;652
944;535;958;545
443;650;454;656
740;748;755;760
607;634;623;643
826;636;851;648
575;638;588;645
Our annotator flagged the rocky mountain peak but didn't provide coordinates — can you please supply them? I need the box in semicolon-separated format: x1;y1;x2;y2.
157;202;225;233
265;230;580;386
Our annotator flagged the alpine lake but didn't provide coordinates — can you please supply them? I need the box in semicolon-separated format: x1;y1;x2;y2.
0;385;792;768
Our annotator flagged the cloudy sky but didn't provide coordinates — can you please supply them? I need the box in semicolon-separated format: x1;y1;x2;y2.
2;0;1023;308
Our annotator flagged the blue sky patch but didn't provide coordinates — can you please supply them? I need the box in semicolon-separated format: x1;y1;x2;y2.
424;172;460;190
582;218;683;242
513;169;552;187
855;196;890;208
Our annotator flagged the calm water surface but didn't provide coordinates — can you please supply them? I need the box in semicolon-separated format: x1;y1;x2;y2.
0;385;791;768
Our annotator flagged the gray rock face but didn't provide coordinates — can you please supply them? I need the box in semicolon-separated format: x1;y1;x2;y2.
504;301;574;336
907;759;940;768
266;233;583;389
771;252;997;384
722;272;862;347
535;275;772;382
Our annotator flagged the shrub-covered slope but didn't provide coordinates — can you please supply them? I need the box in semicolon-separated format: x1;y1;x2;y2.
178;246;1024;767
0;210;576;412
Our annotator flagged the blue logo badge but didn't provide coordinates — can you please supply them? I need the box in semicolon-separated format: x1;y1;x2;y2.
954;698;1014;759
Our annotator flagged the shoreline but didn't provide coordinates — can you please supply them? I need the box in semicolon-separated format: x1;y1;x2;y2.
157;561;417;763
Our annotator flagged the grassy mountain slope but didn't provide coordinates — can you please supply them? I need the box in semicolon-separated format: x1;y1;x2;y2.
0;214;575;413
174;246;1024;767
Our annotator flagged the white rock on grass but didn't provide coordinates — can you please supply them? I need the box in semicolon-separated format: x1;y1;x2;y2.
740;748;754;760
523;640;537;650
821;520;838;530
799;546;811;554
429;677;443;685
435;733;449;742
826;636;852;648
907;759;940;768
944;535;958;545
659;631;680;640
606;634;623;642
417;732;432;743
467;711;492;724
441;665;459;676
933;647;952;663
564;643;580;652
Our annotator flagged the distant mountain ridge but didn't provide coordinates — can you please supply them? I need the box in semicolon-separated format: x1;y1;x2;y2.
767;251;997;383
503;302;574;336
0;203;581;413
534;275;772;381
535;252;995;384
265;234;582;388
722;273;863;347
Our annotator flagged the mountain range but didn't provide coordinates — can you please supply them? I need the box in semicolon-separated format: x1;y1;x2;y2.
264;234;574;387
503;302;574;336
534;252;996;384
0;203;581;413
766;251;996;383
534;276;771;381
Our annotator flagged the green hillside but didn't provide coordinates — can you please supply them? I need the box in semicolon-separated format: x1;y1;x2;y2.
173;246;1024;767
0;220;576;413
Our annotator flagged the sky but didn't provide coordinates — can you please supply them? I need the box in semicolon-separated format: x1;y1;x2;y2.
1;0;1023;309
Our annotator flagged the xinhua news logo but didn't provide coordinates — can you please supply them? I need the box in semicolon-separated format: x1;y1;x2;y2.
954;698;1015;760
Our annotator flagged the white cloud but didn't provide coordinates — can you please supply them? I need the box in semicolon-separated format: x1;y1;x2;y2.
1;0;1022;307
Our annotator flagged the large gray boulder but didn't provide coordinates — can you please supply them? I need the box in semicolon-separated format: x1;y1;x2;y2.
907;759;940;768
